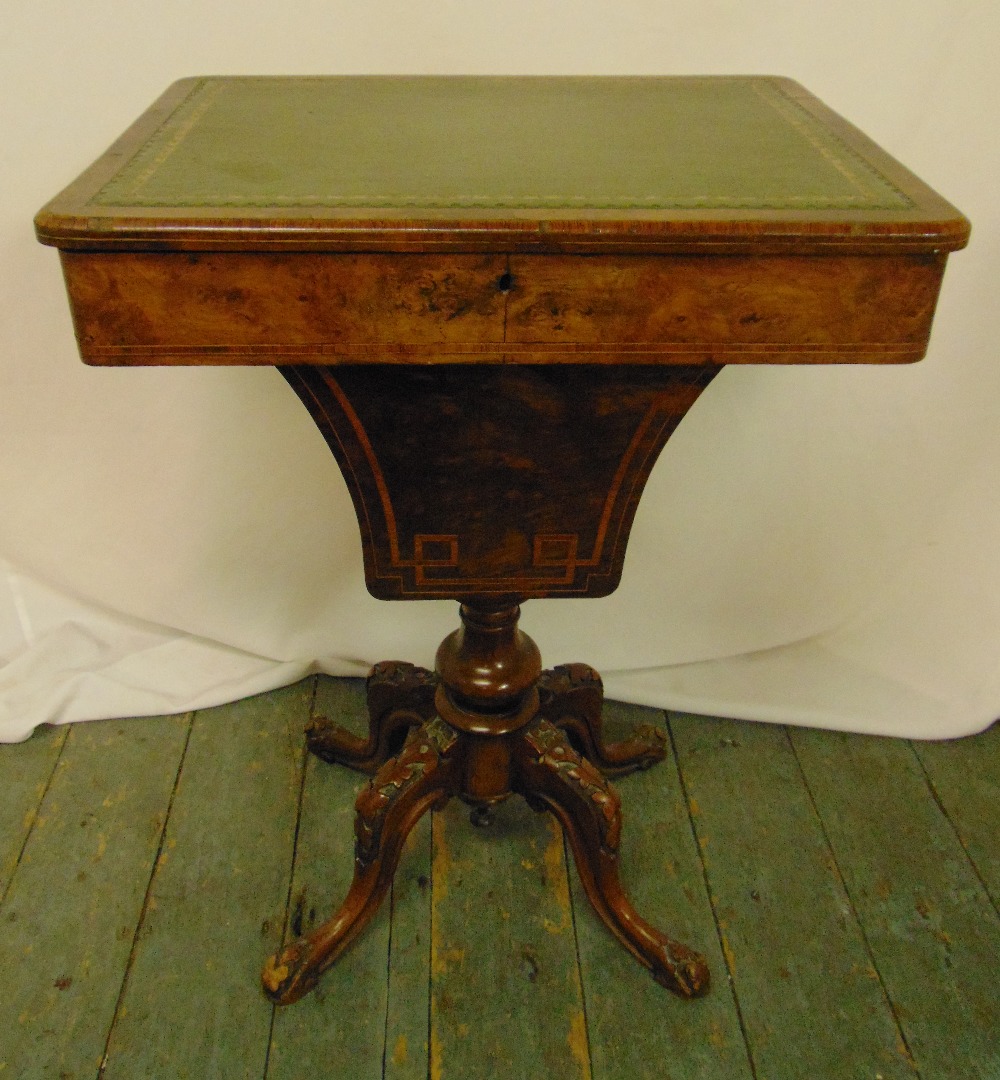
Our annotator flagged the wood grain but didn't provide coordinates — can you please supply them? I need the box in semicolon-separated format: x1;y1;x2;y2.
384;818;433;1080
672;714;918;1080
280;365;719;600
569;702;753;1080
790;727;1000;1079
60;250;944;366
0;715;190;1080
429;800;591;1080
910;724;1000;912
267;677;395;1079
100;686;309;1080
505;253;945;364
2;686;999;1078
61;251;507;364
0;724;67;898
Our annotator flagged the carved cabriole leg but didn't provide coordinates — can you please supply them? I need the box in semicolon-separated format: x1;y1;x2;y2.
538;663;668;777
264;600;710;1005
262;716;458;1005
305;661;438;774
514;718;710;998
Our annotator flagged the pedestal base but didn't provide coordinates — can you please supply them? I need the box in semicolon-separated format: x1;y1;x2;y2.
262;603;709;1006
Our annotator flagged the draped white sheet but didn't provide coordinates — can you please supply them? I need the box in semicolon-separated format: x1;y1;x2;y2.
3;0;997;742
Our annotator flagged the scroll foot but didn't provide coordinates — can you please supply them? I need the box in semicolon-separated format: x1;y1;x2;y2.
306;661;438;774
515;718;709;998
538;664;667;778
264;716;457;1004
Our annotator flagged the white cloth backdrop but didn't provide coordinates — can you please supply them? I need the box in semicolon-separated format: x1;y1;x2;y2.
2;1;998;743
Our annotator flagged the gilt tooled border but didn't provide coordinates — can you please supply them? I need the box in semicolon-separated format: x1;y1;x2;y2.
90;77;913;212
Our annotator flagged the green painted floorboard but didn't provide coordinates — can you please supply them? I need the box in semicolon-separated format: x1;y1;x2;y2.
791;726;1000;1080
100;684;311;1080
2;680;998;1080
430;797;591;1080
266;676;396;1080
0;723;68;898
0;713;190;1080
910;722;1000;913
569;701;754;1080
384;816;433;1080
672;714;917;1080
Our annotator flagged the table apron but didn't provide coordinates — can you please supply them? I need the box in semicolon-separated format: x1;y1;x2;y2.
58;250;947;367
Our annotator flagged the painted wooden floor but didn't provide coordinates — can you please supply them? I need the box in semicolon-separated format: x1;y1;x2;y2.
2;676;998;1080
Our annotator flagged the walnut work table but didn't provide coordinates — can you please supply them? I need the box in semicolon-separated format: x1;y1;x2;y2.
36;76;968;1006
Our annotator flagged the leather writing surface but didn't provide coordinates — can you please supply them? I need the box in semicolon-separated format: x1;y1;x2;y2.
91;77;912;212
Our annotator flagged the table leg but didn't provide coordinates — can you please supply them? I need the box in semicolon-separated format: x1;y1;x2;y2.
305;661;437;774
262;716;459;1005
263;600;709;1006
538;663;668;777
515;718;710;998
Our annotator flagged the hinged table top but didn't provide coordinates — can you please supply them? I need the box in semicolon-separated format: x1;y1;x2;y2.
35;76;968;255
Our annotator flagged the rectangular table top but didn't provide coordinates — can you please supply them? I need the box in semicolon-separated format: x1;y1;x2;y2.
35;76;968;255
36;76;969;369
31;76;973;602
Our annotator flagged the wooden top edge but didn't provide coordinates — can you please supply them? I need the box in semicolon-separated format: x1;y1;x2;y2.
34;74;971;255
33;211;971;254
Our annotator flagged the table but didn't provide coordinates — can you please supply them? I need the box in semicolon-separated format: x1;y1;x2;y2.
36;76;968;1007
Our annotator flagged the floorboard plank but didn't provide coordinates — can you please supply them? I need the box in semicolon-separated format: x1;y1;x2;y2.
791;726;1000;1080
570;702;754;1080
910;722;1000;913
4;683;998;1080
266;676;395;1080
384;816;433;1080
672;713;918;1080
0;713;190;1080
0;723;68;899
430;795;591;1080
100;683;311;1080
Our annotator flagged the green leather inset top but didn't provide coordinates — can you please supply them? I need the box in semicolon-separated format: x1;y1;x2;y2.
91;76;912;212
